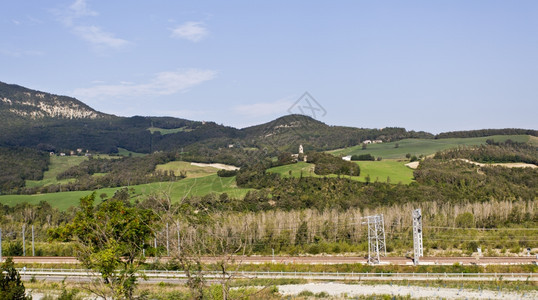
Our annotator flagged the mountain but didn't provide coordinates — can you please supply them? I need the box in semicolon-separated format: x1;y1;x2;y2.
1;81;533;157
0;81;427;155
0;81;108;124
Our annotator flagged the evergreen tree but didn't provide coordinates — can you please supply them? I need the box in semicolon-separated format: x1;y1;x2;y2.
0;257;31;300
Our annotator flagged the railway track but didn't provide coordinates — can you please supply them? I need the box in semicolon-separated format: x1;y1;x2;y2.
16;269;538;282
6;256;537;265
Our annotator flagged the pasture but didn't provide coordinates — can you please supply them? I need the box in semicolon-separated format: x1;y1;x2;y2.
155;161;220;178
329;135;532;159
267;160;414;184
0;174;250;211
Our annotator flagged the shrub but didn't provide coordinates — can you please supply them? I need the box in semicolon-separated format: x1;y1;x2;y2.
351;154;375;161
217;169;238;177
5;241;23;256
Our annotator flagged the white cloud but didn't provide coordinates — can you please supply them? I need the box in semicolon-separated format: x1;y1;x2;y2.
53;0;129;51
56;0;97;26
233;98;294;118
73;26;129;50
171;22;208;42
0;48;44;58
73;69;217;100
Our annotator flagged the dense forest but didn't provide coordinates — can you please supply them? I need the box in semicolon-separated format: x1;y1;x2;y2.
19;152;182;194
0;141;537;257
435;128;537;139
0;147;49;192
434;141;538;164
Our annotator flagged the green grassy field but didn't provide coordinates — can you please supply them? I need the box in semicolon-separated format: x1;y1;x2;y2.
329;135;531;159
0;174;250;211
117;147;146;157
26;154;120;188
26;155;88;188
267;160;414;184
147;126;191;135
156;161;220;178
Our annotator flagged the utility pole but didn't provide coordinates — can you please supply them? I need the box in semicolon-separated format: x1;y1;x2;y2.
177;222;180;255
22;225;26;256
166;223;169;256
412;209;423;265
362;214;387;264
32;225;35;256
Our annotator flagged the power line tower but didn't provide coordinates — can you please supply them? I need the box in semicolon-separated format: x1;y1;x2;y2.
412;208;423;265
362;214;386;264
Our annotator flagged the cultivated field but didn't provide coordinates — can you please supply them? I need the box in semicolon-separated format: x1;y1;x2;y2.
0;174;250;210
156;161;222;178
25;155;87;188
329;135;532;159
267;160;414;184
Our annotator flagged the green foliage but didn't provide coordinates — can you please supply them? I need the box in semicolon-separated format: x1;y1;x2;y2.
455;212;475;228
351;154;375;161
414;158;537;203
330;135;532;159
216;169;238;177
49;193;157;299
295;221;309;245
308;152;360;176
0;257;31;300
0;147;49;192
435;143;538;164
436;128;537;139
277;151;296;165
5;241;23;256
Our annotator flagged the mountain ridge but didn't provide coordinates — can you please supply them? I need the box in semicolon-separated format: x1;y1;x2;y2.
0;81;110;121
1;81;535;155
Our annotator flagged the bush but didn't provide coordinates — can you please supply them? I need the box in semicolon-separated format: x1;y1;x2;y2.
351;154;375;161
5;241;23;256
217;169;238;177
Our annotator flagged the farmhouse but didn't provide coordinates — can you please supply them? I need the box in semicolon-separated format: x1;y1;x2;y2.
342;155;352;161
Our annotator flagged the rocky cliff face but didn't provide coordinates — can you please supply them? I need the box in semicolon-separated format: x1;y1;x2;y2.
0;82;107;120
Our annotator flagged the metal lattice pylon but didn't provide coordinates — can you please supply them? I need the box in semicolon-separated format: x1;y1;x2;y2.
362;214;386;264
412;208;423;265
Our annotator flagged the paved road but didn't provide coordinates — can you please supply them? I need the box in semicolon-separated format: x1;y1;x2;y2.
7;255;537;265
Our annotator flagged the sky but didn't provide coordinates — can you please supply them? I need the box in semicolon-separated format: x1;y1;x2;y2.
1;0;537;133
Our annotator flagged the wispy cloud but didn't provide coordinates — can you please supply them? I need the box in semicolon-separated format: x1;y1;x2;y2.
171;21;208;42
54;0;129;51
55;0;97;26
233;98;294;118
0;48;44;58
73;69;217;100
72;26;129;50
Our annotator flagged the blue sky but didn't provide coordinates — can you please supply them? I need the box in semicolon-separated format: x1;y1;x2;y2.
1;0;537;133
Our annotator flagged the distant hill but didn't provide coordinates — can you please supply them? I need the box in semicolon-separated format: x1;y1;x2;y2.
1;81;108;124
0;81;535;157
